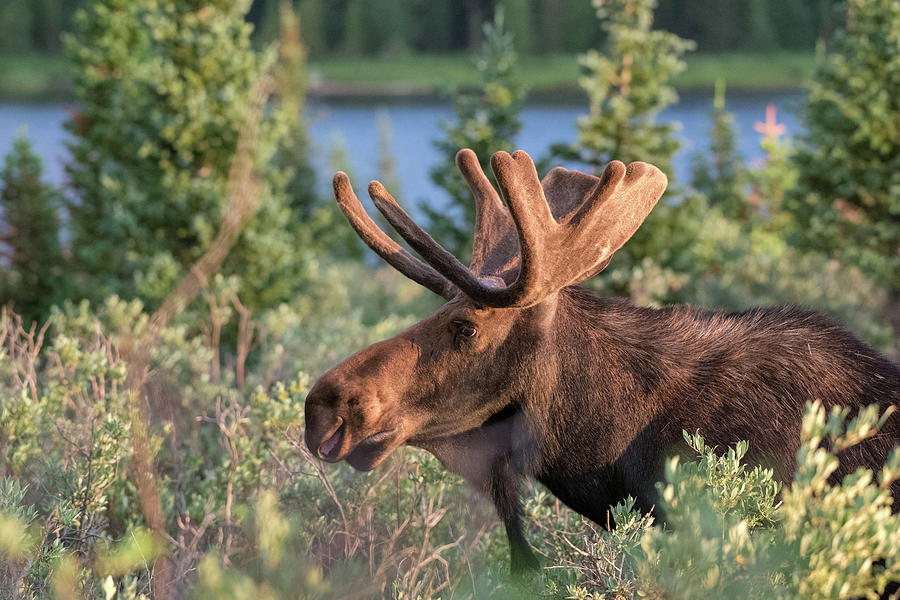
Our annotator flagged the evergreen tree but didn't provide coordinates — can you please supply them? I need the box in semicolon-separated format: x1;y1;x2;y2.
747;0;778;50
788;0;900;301
64;0;311;309
501;0;534;54
558;0;695;178
0;1;33;53
32;0;67;52
691;80;749;220
275;1;316;220
254;0;282;47
426;6;526;258
536;0;563;54
342;0;365;55
275;1;360;260
297;0;326;57
413;0;455;52
376;111;401;199
770;0;817;49
0;133;66;323
749;104;796;225
365;0;412;55
561;0;604;52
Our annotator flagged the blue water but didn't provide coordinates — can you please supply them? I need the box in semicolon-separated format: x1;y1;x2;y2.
0;91;804;213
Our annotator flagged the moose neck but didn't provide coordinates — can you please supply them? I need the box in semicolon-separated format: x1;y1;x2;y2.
513;286;693;516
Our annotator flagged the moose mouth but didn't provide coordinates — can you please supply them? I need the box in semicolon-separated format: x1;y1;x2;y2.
316;418;346;460
316;421;401;471
345;429;401;471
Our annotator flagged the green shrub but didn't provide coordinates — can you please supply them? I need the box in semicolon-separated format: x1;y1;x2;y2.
541;402;900;600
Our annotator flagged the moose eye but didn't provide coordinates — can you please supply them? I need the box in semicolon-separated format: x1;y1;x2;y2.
457;322;477;339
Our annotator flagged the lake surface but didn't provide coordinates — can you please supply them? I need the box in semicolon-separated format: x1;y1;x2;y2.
0;90;804;213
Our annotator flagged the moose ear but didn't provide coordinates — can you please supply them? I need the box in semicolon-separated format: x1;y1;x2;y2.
540;167;601;222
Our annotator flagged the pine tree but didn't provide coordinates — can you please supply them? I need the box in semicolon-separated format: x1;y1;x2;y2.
268;1;353;263
64;0;313;309
0;132;66;323
691;80;749;220
749;104;796;226
788;0;900;300
536;0;563;53
365;0;412;56
254;0;282;47
414;0;455;52
501;0;534;54
747;0;778;51
297;0;326;57
0;1;33;52
274;1;316;221
32;0;67;52
558;0;695;178
342;0;365;56
426;6;526;258
562;0;603;52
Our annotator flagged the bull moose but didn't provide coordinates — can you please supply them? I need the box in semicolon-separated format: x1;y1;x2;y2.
304;148;900;572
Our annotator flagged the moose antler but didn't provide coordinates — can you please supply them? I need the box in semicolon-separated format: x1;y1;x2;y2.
332;173;457;299
333;149;667;308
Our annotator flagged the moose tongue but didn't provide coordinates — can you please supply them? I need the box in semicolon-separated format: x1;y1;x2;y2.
318;423;344;458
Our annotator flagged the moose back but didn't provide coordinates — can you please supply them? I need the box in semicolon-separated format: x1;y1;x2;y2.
304;149;900;571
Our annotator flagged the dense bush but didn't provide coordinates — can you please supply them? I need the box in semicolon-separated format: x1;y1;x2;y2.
527;403;900;600
0;263;503;599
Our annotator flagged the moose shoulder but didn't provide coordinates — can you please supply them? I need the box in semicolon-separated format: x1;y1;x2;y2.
304;149;900;572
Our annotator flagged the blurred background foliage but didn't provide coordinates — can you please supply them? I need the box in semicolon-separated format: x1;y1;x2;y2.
0;0;898;597
0;0;845;59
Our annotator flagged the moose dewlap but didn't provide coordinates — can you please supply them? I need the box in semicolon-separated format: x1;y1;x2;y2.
304;148;900;572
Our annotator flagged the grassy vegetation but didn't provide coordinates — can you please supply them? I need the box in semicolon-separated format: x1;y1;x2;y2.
0;50;816;102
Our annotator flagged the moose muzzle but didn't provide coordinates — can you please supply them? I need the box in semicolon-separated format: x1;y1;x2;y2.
304;336;420;471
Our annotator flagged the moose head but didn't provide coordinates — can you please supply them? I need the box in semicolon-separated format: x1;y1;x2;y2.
304;149;666;471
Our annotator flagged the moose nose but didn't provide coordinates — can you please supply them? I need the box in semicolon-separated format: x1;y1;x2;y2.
304;399;346;460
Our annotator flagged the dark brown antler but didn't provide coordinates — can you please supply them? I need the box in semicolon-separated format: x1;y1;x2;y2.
335;149;667;308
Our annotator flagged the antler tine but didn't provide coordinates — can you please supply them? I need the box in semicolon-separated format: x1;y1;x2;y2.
563;161;667;283
487;150;559;305
455;149;512;276
366;180;493;299
332;173;457;300
371;150;557;308
558;160;667;285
